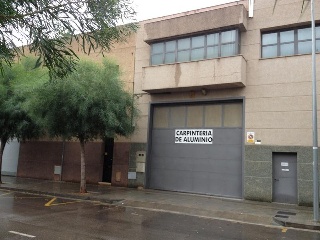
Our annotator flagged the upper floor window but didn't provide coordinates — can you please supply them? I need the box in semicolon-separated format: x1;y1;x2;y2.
151;29;240;65
262;26;320;58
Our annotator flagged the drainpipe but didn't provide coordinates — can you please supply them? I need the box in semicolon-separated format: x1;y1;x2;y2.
60;140;65;181
311;0;319;222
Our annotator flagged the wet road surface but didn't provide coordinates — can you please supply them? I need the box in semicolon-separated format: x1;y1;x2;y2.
0;190;319;240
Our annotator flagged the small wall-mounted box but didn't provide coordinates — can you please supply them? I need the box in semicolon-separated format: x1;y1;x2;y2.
136;162;145;173
54;165;62;175
128;172;137;180
136;151;146;163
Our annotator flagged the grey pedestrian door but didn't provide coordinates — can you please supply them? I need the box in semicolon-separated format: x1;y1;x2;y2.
148;102;243;198
272;153;298;204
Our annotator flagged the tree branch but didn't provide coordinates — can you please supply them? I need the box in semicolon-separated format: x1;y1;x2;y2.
0;0;87;21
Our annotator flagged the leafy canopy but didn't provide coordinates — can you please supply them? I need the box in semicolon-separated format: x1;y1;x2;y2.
30;60;137;142
0;57;46;143
0;0;137;78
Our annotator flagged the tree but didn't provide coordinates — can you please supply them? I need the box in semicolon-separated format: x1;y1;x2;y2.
0;58;46;183
30;60;138;193
0;0;137;78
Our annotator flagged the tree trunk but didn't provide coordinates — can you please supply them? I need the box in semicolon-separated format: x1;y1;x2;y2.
0;139;7;184
79;139;87;193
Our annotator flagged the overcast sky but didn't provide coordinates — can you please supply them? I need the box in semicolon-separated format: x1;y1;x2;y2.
133;0;239;21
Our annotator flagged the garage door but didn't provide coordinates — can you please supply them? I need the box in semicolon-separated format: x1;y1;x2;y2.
148;102;243;198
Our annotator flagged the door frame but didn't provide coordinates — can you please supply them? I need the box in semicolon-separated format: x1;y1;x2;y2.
272;152;298;204
145;97;245;198
102;138;114;183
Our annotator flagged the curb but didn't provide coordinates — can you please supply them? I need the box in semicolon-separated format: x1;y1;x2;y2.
0;186;123;205
3;185;320;231
273;217;320;231
0;185;275;227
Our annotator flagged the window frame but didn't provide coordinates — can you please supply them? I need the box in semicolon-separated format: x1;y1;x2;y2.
261;25;320;58
152;102;243;130
150;29;240;66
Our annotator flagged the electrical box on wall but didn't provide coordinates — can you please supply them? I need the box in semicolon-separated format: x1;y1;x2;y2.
136;162;145;173
54;165;62;175
128;172;137;180
136;151;146;163
136;151;146;173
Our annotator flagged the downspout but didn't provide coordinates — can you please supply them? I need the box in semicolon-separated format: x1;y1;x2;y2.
248;0;254;18
60;139;65;181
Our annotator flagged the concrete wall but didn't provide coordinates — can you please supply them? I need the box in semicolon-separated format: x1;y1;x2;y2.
111;142;130;187
245;145;316;205
131;0;320;204
142;56;246;93
128;143;147;187
144;4;247;42
244;0;320;147
242;0;320;204
18;141;104;183
69;34;136;93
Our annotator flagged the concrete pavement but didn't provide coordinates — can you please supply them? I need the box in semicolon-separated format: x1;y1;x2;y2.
0;176;319;231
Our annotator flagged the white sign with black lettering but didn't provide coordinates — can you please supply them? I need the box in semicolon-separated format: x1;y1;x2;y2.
175;129;213;144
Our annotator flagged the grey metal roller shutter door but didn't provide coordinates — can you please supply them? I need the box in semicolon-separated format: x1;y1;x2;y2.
148;103;243;198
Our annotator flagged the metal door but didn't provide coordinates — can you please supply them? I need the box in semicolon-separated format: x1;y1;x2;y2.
272;153;298;204
148;102;243;198
2;139;20;176
102;138;114;182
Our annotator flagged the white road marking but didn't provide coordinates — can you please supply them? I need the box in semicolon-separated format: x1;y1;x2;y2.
9;231;36;238
0;192;13;197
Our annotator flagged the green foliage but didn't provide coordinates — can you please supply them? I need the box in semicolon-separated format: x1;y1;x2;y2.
30;59;137;142
0;57;47;143
0;0;137;78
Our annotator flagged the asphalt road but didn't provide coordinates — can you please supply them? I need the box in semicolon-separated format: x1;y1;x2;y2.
0;190;319;240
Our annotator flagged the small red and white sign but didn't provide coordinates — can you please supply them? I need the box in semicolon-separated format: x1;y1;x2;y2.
247;132;255;143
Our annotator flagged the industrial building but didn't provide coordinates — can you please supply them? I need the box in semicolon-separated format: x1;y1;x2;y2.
6;0;320;205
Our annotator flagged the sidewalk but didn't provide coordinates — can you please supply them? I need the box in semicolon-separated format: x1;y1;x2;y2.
0;176;319;231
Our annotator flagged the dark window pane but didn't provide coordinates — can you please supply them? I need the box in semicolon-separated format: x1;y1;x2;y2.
166;41;176;52
165;52;175;64
207;46;219;58
170;106;186;128
280;30;294;43
221;43;236;57
207;33;219;45
151;54;163;65
191;48;205;61
192;36;205;48
298;28;311;41
177;50;190;62
152;43;164;54
205;105;222;127
280;43;294;56
224;103;243;128
262;33;277;45
153;107;169;129
221;30;236;43
261;27;320;59
187;106;203;128
178;38;190;50
262;45;277;58
298;41;312;54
